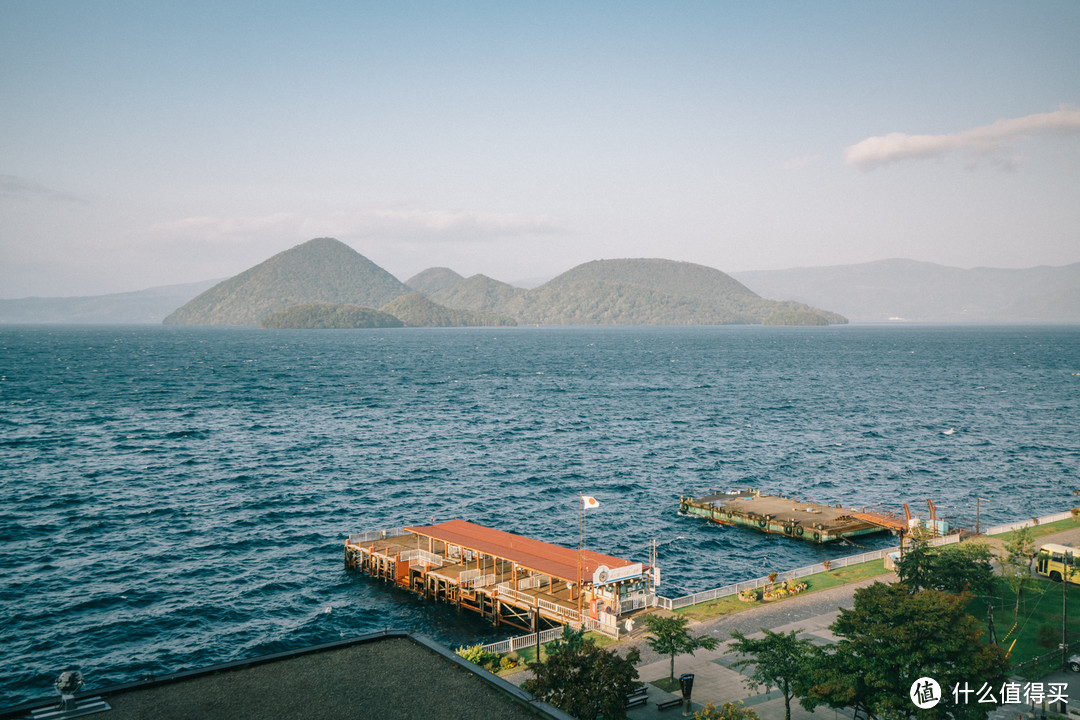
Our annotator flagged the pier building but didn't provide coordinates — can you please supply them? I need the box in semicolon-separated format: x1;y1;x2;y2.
345;519;653;635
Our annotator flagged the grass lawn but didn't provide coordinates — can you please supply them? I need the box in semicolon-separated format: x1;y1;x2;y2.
675;559;890;622
968;575;1080;679
992;515;1080;543
649;676;681;693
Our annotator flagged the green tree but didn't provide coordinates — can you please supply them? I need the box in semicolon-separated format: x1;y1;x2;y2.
522;626;640;720
640;613;720;684
895;533;936;592
800;582;1007;720
1001;526;1036;621
896;540;996;597
728;629;816;720
931;542;996;596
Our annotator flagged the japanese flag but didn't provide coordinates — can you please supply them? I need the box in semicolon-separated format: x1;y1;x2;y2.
582;495;600;509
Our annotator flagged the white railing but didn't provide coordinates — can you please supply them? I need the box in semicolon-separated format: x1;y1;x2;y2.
459;568;480;582
620;595;649;614
657;534;961;610
582;616;619;638
518;576;541;590
348;527;406;544
399;548;443;566
497;583;535;607
464;573;496;589
482;626;565;655
537;598;579;622
985;511;1074;536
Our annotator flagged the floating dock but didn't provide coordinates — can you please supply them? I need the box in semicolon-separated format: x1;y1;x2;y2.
345;519;653;635
679;489;909;543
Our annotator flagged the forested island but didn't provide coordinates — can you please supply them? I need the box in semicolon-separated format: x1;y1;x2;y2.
164;238;846;328
259;304;404;329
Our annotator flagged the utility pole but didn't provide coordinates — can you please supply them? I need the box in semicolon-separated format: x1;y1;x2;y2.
1065;551;1072;669
975;496;987;535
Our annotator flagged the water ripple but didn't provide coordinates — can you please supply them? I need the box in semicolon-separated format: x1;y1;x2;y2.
0;325;1078;705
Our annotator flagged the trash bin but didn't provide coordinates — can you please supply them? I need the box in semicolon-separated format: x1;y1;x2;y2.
680;673;695;716
679;673;694;699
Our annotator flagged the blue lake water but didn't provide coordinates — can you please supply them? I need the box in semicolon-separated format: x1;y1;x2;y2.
1;324;1078;705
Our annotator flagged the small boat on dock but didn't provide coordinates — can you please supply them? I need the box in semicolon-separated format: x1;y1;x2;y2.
679;489;915;543
345;519;654;636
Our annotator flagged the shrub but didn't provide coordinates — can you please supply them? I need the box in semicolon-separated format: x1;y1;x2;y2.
1037;624;1058;649
455;643;500;669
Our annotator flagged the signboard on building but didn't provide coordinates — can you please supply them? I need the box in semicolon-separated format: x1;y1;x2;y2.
592;563;644;585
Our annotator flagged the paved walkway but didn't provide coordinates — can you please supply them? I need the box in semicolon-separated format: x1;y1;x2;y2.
505;523;1080;719
622;579;868;720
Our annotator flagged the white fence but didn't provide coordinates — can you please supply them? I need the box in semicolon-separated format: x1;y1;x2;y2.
348;527;406;544
538;598;578;623
985;511;1074;537
464;573;496;589
497;582;532;606
654;533;961;611
583;615;619;638
482;626;564;655
399;548;442;566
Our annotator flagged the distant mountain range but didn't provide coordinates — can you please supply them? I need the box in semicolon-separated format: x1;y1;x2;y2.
160;238;844;327
1;239;1075;325
732;259;1080;323
0;279;221;324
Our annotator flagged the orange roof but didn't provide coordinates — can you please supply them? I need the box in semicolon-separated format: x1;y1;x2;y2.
403;519;644;584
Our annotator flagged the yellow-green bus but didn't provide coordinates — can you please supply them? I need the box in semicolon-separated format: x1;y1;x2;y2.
1035;543;1080;584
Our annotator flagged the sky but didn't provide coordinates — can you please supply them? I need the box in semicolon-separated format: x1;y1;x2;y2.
1;2;1078;298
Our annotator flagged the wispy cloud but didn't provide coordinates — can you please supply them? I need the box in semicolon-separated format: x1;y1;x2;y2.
147;209;562;243
148;213;301;242
331;209;562;241
845;106;1080;171
0;174;85;203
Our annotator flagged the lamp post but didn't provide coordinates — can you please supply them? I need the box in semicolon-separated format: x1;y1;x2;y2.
975;496;987;535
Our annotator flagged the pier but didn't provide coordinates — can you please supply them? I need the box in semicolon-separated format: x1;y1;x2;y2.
345;519;652;636
679;489;928;543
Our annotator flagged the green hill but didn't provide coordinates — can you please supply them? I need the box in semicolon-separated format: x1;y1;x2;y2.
429;274;526;314
406;267;465;296
163;238;409;326
485;259;846;326
162;241;845;328
380;293;516;327
259;303;404;329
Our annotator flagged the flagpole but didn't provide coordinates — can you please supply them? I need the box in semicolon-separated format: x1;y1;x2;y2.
577;492;582;604
578;492;583;616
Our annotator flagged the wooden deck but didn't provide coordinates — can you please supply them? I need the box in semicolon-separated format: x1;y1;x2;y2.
680;490;892;543
345;520;651;636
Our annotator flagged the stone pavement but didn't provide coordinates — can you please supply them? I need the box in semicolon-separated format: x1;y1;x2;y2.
624;607;851;720
625;604;1080;720
618;523;1080;719
506;523;1080;719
